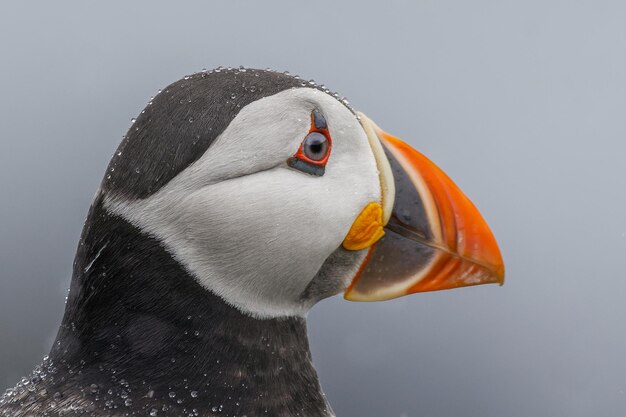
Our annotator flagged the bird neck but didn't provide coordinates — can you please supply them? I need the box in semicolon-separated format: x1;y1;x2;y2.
47;198;333;416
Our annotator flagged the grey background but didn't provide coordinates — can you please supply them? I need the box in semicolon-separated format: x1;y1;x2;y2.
1;1;625;416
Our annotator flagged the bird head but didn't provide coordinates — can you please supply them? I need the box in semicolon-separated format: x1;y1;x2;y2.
102;68;504;319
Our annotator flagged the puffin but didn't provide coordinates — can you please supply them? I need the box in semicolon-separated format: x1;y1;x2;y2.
0;68;504;417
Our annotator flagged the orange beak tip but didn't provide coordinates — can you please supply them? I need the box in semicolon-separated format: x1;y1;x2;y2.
343;115;506;302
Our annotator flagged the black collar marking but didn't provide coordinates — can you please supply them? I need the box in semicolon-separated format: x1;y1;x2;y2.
0;197;332;416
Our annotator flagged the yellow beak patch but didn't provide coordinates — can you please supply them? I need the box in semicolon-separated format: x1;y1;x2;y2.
342;202;385;251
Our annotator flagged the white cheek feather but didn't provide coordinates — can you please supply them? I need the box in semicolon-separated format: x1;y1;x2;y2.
104;88;381;318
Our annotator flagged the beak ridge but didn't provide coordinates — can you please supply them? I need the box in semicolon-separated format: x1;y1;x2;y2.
345;114;504;301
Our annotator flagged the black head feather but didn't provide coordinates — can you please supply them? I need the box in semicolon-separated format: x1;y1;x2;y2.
0;68;337;417
104;69;304;199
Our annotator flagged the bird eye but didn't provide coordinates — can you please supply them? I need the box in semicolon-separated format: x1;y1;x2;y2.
287;110;332;176
302;132;329;161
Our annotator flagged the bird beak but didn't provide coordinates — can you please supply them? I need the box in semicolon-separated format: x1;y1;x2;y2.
343;113;505;301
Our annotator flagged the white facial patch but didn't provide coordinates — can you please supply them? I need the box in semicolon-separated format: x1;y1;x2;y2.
104;88;381;318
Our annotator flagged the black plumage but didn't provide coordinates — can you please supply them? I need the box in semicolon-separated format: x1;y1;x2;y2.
1;69;335;417
1;198;330;416
105;69;303;199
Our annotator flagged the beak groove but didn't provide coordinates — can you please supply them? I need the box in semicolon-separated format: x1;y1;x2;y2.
345;114;504;302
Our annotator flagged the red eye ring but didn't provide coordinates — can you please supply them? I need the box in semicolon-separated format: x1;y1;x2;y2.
290;111;332;167
293;132;331;166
